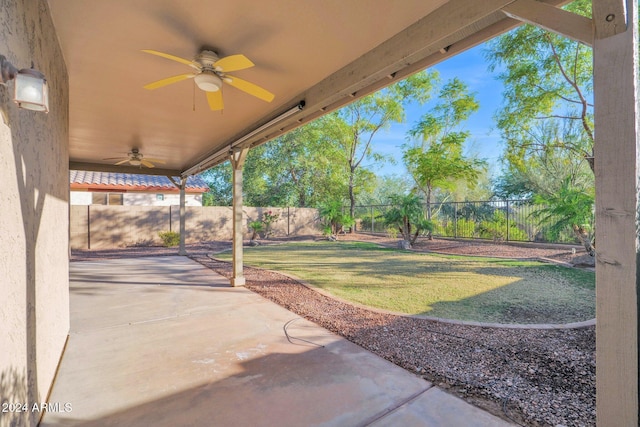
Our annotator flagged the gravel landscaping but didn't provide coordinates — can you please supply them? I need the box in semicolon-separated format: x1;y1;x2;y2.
72;235;596;426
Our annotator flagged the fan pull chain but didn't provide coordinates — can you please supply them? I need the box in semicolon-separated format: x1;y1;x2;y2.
192;80;196;111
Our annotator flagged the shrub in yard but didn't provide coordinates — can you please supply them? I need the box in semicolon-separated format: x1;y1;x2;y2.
383;194;433;247
478;211;528;242
158;231;180;247
386;227;399;239
319;199;354;237
261;210;279;237
530;177;595;255
249;220;264;240
449;217;478;238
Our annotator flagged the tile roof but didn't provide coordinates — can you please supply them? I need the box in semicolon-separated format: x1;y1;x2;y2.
70;170;209;192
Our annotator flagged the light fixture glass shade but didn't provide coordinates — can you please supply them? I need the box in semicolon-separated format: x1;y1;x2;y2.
129;159;142;166
14;69;48;113
194;71;222;92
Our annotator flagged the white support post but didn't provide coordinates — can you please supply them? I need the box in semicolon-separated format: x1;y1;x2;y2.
168;175;188;256
179;177;187;256
230;147;249;287
593;0;639;425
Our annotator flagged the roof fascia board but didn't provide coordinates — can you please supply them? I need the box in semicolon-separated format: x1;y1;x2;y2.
70;161;182;177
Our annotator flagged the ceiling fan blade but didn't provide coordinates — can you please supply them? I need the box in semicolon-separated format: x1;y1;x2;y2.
114;159;130;165
143;158;166;164
213;54;254;72
143;73;195;90
141;49;194;67
206;91;224;111
225;75;274;102
141;160;155;168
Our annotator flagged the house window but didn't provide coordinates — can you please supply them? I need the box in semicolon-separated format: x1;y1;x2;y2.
91;193;107;205
156;194;165;201
108;193;123;205
91;193;122;205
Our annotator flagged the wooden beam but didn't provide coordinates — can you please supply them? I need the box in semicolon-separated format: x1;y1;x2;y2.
230;147;249;287
593;0;639;424
593;0;628;39
69;161;181;177
502;0;594;46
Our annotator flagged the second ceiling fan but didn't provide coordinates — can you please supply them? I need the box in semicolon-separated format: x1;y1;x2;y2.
142;49;274;111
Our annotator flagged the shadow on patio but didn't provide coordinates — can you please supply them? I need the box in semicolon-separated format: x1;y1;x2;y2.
41;256;512;426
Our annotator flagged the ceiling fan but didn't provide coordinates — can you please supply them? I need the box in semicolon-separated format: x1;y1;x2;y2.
141;49;275;111
104;148;166;168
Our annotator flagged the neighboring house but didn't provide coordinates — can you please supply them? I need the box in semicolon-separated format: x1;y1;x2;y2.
70;170;209;206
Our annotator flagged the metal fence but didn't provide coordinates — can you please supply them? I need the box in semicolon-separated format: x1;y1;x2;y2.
351;199;582;244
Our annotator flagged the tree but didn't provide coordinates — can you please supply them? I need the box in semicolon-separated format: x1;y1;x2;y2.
447;166;493;202
334;71;439;225
202;163;232;206
485;0;594;174
203;71;439;212
530;177;595;255
201;115;346;208
254;116;345;207
358;174;413;206
383;193;433;248
403;77;486;235
494;133;593;201
201;146;272;206
485;1;598;254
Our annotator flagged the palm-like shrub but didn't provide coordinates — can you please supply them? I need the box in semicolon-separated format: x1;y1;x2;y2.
249;221;264;240
383;194;433;247
530;177;595;255
319;199;354;237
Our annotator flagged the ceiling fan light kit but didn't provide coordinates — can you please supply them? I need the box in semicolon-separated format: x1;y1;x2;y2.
103;148;166;169
194;71;222;92
142;48;274;110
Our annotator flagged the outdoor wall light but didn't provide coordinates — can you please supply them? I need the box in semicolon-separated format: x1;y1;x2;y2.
0;55;49;113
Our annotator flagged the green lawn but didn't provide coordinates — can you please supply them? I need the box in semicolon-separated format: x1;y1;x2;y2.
218;241;595;324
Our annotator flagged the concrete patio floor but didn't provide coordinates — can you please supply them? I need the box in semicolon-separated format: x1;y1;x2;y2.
42;256;513;426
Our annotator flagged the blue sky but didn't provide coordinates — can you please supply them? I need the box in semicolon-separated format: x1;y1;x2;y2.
370;43;506;178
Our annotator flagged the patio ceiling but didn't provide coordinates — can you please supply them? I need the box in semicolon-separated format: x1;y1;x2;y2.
49;0;564;177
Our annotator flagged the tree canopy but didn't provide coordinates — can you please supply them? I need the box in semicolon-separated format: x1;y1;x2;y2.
486;0;596;252
202;71;440;212
334;70;439;220
403;77;486;213
485;0;594;174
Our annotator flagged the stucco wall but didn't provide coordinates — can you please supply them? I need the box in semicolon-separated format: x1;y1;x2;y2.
70;206;321;249
0;1;69;426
